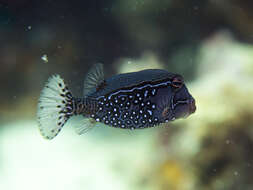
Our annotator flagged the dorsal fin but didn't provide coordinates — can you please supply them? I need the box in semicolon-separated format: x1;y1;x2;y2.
83;63;105;96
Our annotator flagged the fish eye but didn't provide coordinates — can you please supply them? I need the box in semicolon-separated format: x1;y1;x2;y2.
171;76;184;89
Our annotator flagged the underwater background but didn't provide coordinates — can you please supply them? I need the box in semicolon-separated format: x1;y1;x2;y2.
1;0;253;190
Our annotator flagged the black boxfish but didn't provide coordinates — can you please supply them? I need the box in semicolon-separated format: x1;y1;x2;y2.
37;64;196;140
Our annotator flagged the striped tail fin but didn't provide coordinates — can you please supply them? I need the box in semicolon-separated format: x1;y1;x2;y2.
37;75;74;140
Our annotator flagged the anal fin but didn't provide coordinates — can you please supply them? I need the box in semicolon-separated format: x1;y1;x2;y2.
70;115;96;135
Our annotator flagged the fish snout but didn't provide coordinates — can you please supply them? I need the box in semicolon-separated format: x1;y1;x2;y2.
189;98;196;114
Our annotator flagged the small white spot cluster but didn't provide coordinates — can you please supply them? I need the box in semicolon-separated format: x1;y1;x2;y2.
94;86;162;129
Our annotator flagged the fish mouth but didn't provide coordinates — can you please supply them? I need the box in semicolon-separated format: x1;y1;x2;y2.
161;98;196;120
189;98;196;114
172;97;196;119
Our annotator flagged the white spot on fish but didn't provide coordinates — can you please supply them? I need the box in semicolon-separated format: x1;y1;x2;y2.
152;89;156;96
144;90;148;97
147;110;153;116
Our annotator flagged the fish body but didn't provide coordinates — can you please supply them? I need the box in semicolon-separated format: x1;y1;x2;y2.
37;64;196;139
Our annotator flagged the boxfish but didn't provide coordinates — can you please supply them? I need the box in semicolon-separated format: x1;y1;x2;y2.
37;64;196;140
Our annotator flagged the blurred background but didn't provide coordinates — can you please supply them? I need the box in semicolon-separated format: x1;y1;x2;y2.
1;0;253;190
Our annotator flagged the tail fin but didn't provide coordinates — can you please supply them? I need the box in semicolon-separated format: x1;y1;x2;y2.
37;75;74;140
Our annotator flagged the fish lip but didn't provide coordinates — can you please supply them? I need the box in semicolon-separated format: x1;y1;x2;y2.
184;98;196;118
189;98;196;114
